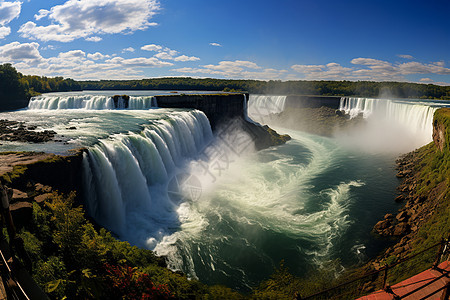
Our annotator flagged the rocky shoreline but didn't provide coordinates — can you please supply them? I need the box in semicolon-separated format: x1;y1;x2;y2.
0;119;56;143
370;148;444;266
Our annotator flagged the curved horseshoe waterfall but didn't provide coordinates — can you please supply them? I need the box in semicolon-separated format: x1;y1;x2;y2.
0;92;448;291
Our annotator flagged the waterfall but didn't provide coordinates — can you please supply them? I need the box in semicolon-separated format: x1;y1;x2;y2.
82;110;213;240
247;95;287;124
338;97;446;151
28;95;158;110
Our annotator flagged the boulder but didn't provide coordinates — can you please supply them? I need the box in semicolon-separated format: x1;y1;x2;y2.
396;211;409;222
11;189;29;202
35;183;52;193
34;193;52;204
394;195;405;202
374;219;391;231
384;213;393;220
393;222;410;236
10;202;33;227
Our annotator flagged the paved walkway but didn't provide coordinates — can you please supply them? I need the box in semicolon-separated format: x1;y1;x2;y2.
358;261;450;300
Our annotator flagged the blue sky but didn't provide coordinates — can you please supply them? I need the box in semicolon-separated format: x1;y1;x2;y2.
0;0;449;85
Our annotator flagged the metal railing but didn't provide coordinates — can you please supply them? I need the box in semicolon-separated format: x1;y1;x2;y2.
300;236;450;299
0;247;30;300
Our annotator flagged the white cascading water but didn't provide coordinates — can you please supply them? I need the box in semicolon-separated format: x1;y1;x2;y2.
338;97;443;152
247;95;287;124
82;110;213;242
28;95;158;110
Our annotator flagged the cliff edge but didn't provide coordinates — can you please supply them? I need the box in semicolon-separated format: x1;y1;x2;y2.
369;107;450;276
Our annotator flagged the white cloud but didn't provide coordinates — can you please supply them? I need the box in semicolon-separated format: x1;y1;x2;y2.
291;57;450;82
34;9;50;21
86;36;102;42
0;26;11;39
174;55;200;62
0;1;21;26
41;45;56;50
141;44;162;52
87;52;109;60
106;56;173;67
2;41;176;80
154;51;175;60
59;50;86;59
203;60;261;72
209;42;222;47
397;54;414;60
419;78;433;82
18;0;160;42
0;1;21;38
399;61;450;75
0;42;42;62
153;47;178;60
143;45;198;62
122;47;135;52
173;60;288;80
291;64;325;73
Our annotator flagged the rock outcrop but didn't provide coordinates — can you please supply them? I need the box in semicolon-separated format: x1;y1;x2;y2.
371;108;450;266
0;120;56;143
156;93;248;130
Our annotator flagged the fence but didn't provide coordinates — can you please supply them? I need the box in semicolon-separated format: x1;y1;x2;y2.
301;236;450;299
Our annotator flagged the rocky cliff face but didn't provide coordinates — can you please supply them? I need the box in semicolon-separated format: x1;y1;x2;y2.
371;107;450;268
156;94;248;130
156;93;290;149
2;149;84;196
432;108;450;152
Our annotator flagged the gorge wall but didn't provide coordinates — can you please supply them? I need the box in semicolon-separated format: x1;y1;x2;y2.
432;108;450;152
285;95;341;109
155;93;249;130
369;107;450;276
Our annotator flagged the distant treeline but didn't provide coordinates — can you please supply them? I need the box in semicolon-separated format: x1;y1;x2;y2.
0;63;81;110
2;63;450;111
79;78;450;100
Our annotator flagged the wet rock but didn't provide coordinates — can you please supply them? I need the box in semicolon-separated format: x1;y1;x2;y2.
11;189;29;202
384;213;393;220
34;193;52;204
0;120;56;143
10;202;33;227
394;195;405;202
374;219;391;231
35;183;52;193
393;222;410;236
393;246;404;255
396;211;409;222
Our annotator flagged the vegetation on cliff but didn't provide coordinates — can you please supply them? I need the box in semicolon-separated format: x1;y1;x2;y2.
13;192;242;299
0;64;81;111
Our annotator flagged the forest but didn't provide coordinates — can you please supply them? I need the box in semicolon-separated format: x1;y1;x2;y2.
78;78;450;100
0;64;81;110
1;63;450;111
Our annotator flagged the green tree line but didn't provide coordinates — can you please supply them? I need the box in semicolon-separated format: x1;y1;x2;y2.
0;64;81;111
78;78;450;100
2;63;450;112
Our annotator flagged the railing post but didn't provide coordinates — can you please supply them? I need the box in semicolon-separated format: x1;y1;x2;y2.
433;237;447;269
440;282;450;300
383;265;389;290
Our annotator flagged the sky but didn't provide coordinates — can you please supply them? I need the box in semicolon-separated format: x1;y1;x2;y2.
0;0;449;85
